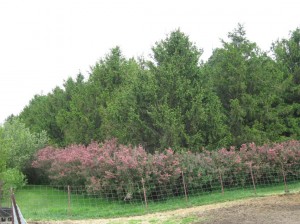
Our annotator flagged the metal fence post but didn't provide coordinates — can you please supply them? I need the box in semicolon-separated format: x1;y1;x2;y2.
67;185;71;216
249;164;257;195
281;163;289;193
181;171;188;202
141;178;148;209
218;170;224;195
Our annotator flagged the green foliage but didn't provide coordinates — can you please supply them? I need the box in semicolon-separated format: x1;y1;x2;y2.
148;29;229;150
272;28;300;140
20;90;65;146
95;55;143;145
0;127;8;173
0;168;27;193
16;26;300;152
1;117;48;170
206;24;287;145
0;123;26;190
55;74;95;145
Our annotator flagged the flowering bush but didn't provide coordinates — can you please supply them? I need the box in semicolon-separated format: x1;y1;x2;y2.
179;150;217;192
85;139;149;199
145;148;182;199
32;139;300;199
32;144;87;186
32;139;184;199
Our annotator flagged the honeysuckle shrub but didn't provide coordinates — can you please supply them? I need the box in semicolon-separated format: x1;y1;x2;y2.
32;139;300;200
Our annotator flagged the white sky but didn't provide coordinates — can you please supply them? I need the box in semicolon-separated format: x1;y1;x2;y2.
0;0;299;124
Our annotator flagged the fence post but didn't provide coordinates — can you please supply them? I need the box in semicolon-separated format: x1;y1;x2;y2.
141;178;148;209
281;163;289;193
11;188;21;224
249;164;257;195
218;170;224;195
181;171;188;202
67;185;71;216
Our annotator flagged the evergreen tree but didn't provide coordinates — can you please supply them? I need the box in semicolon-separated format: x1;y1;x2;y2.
207;24;285;145
272;28;300;139
148;29;229;150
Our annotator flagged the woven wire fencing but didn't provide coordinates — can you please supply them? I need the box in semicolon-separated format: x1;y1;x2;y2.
2;165;300;220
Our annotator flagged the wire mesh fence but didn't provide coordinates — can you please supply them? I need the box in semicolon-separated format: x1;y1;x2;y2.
1;165;300;220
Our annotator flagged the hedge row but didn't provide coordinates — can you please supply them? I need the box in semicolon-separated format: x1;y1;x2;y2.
32;139;300;199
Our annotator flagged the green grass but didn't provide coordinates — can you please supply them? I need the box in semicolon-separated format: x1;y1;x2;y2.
11;181;300;221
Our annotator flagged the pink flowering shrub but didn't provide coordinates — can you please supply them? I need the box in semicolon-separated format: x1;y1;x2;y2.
146;148;182;199
85;139;149;198
149;149;181;183
85;143;183;200
212;147;243;188
32;139;300;199
32;144;88;185
179;140;300;193
32;139;184;199
179;150;218;192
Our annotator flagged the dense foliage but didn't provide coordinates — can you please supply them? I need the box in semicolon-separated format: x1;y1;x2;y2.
0;117;48;191
32;139;300;199
1;25;300;188
17;26;300;151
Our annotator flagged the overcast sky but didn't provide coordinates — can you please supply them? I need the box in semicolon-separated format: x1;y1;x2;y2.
0;0;299;124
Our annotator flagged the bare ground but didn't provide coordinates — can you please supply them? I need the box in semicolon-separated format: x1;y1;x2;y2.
29;193;300;224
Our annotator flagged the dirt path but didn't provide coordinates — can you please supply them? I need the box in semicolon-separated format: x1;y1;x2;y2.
200;193;300;224
29;193;300;224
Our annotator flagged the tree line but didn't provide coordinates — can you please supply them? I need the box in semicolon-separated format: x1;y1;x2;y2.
17;25;299;151
1;24;299;185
